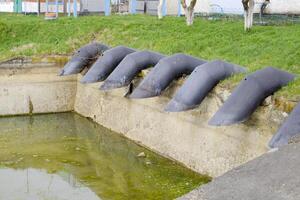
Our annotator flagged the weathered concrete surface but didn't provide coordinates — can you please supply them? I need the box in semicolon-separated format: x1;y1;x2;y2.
0;62;77;116
74;74;285;177
179;143;300;200
0;60;292;178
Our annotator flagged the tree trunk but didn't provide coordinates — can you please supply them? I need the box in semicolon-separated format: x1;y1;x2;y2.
243;0;255;31
244;10;248;31
157;0;163;19
185;7;194;25
248;0;254;30
181;0;197;26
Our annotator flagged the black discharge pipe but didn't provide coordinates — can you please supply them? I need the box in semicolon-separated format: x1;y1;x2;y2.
59;42;109;76
165;60;246;112
209;67;296;126
129;53;206;99
269;102;300;148
81;46;135;83
100;50;165;90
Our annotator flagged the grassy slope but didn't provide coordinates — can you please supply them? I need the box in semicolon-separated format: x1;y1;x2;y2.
0;13;299;99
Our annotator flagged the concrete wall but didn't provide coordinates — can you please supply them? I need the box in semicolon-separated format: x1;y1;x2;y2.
265;0;300;14
0;61;77;116
0;61;289;177
74;75;286;177
172;0;300;15
207;0;243;14
136;0;158;15
167;0;179;15
81;0;105;12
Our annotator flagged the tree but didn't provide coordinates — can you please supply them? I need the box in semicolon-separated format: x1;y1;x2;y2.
157;0;164;19
181;0;197;26
242;0;270;31
242;0;255;31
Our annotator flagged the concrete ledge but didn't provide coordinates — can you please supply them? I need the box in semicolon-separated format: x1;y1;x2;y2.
74;74;283;177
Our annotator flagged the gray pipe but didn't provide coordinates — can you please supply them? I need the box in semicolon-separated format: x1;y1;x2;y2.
209;67;296;126
59;42;109;76
129;53;206;99
81;46;135;83
100;50;165;90
165;60;246;112
269;102;300;148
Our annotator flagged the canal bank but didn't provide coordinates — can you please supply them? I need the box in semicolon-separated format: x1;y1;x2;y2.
0;58;294;179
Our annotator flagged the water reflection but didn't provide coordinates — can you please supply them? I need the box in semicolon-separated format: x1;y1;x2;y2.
0;168;101;200
0;113;210;199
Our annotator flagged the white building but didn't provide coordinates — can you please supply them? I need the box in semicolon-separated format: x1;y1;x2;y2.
0;0;103;13
0;0;14;12
154;0;300;16
1;0;300;15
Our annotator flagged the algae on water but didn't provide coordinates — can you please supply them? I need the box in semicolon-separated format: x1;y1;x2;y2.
0;113;210;200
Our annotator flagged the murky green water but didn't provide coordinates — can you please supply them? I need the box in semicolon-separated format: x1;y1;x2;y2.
0;113;210;200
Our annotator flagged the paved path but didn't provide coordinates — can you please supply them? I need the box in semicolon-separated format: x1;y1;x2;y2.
179;143;300;200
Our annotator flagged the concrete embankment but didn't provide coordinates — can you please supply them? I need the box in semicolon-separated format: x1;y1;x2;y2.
0;59;292;178
179;143;300;200
0;58;77;116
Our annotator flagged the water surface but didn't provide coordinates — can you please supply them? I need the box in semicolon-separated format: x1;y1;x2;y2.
0;113;210;200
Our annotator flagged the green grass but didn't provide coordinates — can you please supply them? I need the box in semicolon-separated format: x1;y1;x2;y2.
0;13;299;100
